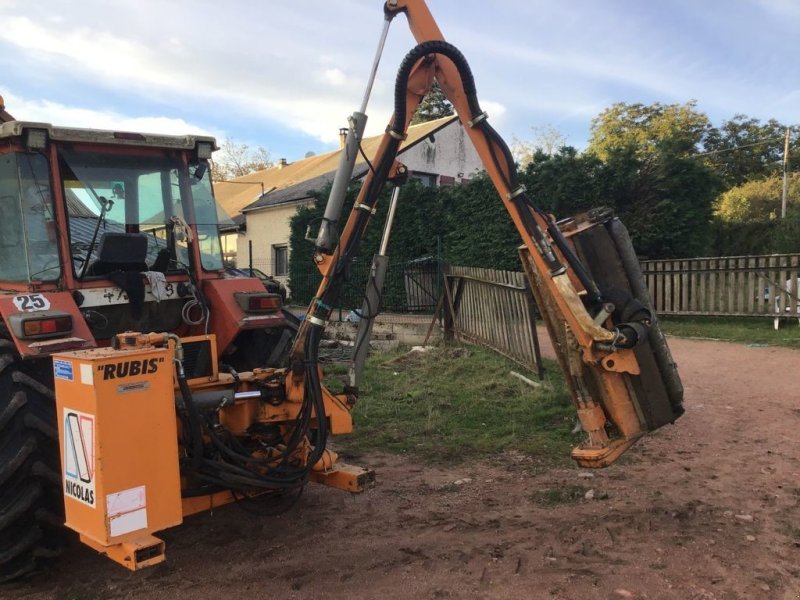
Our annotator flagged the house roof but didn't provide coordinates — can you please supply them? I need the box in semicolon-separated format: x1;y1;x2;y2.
214;116;456;218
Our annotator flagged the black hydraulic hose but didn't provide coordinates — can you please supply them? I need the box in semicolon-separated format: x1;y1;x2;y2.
400;41;601;302
393;40;480;134
544;220;603;303
303;324;329;466
335;139;400;274
326;42;476;297
395;42;568;279
176;363;204;469
178;355;312;490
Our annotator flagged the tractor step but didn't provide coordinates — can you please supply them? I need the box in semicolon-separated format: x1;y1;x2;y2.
80;534;166;571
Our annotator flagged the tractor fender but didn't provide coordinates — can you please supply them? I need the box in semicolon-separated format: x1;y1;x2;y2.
0;291;96;358
201;278;287;353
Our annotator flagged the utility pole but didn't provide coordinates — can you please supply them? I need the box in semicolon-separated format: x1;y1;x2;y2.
781;127;790;218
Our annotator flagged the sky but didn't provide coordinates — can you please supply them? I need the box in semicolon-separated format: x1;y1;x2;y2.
0;0;797;163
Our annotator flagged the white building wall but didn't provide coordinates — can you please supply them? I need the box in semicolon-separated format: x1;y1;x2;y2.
399;121;483;181
239;201;311;282
234;120;484;289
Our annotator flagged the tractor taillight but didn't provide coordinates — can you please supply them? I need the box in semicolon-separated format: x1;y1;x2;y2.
21;316;73;338
249;296;281;311
234;292;282;314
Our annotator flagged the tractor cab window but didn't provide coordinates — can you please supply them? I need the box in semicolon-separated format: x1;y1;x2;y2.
59;150;227;277
0;153;60;282
187;161;229;271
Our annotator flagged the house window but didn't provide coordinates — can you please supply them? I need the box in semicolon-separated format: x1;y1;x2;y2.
410;171;437;187
272;244;288;277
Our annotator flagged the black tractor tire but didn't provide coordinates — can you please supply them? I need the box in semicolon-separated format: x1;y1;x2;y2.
0;345;65;582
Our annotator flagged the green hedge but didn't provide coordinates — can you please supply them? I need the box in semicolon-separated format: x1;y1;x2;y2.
288;148;796;308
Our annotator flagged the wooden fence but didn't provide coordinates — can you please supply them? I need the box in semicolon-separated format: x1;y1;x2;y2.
641;253;800;317
443;266;543;377
439;253;798;375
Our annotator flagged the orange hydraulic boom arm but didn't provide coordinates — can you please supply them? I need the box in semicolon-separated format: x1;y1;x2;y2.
289;0;683;468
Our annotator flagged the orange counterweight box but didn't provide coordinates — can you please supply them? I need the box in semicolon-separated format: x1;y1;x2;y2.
52;345;183;570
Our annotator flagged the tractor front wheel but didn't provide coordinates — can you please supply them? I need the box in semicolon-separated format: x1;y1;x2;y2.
0;346;65;582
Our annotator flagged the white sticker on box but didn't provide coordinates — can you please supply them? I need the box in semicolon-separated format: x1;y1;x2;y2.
80;363;94;385
106;485;147;537
107;485;146;516
109;508;148;537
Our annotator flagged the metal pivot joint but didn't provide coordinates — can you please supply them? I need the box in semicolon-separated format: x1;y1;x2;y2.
467;111;488;128
386;127;407;141
355;203;377;215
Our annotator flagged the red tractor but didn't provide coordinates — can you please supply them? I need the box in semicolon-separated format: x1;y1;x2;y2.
0;97;294;579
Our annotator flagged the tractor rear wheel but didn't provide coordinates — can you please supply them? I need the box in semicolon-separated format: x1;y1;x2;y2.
0;346;65;582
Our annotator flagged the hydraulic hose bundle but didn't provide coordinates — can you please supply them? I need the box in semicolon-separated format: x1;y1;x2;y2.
174;346;328;495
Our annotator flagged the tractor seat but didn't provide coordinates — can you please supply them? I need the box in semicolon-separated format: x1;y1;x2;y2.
87;232;149;276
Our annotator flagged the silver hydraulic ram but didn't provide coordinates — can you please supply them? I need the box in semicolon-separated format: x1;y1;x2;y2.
315;17;392;253
348;184;401;388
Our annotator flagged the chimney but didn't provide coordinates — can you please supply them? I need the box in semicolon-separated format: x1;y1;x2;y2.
0;94;14;123
278;158;288;169
339;128;348;149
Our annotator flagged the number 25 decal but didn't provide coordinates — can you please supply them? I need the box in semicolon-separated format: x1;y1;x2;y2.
13;294;50;312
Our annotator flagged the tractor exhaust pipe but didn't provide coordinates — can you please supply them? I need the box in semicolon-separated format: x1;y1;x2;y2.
0;94;15;123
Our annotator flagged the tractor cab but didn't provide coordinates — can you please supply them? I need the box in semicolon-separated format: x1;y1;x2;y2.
0;121;287;361
0;121;223;282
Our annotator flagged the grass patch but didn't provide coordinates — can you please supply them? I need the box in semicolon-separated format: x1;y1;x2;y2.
332;344;578;463
659;316;800;348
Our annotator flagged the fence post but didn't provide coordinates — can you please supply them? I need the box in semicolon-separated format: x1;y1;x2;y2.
524;279;544;380
442;271;456;342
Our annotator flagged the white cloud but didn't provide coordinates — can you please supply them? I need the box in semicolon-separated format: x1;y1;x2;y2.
478;100;508;124
322;68;347;86
0;17;179;89
751;0;800;19
0;0;797;159
0;10;372;144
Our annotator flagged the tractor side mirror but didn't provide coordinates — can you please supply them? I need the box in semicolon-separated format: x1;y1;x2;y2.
191;161;208;182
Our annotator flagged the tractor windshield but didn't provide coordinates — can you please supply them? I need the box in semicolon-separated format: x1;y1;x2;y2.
0;152;61;282
59;149;231;276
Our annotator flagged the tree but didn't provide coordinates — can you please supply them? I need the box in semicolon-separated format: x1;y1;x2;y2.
521;144;719;258
211;137;273;181
703;115;799;188
714;173;800;222
615;149;719;258
511;124;568;167
587;101;711;160
520;146;603;215
410;81;455;125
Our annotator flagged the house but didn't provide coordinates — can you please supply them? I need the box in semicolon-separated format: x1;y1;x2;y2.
214;115;483;287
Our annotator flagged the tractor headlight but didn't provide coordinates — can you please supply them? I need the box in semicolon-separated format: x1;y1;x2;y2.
196;142;214;160
24;128;48;151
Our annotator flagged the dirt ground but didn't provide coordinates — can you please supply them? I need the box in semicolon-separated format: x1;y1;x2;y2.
7;332;800;600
